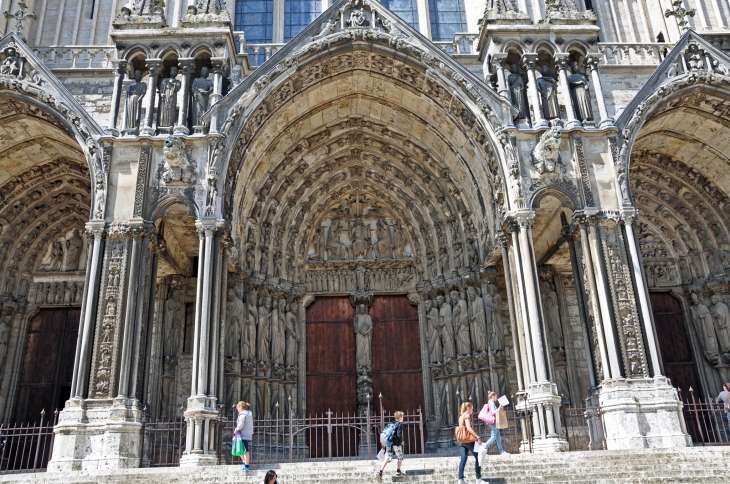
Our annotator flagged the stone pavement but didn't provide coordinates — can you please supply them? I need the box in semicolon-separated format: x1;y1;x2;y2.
1;447;728;483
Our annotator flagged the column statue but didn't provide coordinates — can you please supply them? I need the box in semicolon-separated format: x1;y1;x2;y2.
484;284;505;356
467;286;488;354
541;281;565;350
568;61;593;122
425;299;442;364
271;299;287;365
65;229;83;271
225;287;244;359
437;294;456;360
507;64;529;120
125;70;147;131
242;291;258;362
690;292;719;364
710;294;730;360
191;66;213;127
163;288;182;357
452;291;470;356
0;307;12;369
257;295;272;363
158;66;181;130
536;65;560;120
285;302;299;368
354;303;372;367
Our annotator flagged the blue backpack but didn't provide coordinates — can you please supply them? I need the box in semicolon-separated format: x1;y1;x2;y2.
380;422;397;447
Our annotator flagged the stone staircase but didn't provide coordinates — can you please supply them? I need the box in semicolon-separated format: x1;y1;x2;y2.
1;448;728;483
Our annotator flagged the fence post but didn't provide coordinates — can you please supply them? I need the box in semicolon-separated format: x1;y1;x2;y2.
326;409;333;462
689;387;706;443
32;409;46;472
418;406;424;457
456;389;461;424
140;406;148;468
275;402;280;462
289;396;294;464
379;393;384;431
366;394;371;460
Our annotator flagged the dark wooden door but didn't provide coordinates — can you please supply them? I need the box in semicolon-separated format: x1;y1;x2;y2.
650;293;701;394
15;308;80;423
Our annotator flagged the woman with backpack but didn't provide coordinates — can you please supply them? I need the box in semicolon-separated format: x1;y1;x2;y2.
376;411;405;482
456;402;486;484
483;392;507;455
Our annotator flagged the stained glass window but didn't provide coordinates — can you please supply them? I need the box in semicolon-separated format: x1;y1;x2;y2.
235;0;274;44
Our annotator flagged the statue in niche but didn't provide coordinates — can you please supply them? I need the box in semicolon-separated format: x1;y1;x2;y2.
327;219;346;260
0;307;12;369
451;291;471;356
285;302;298;368
225;288;244;358
690;292;719;364
484;284;505;356
46;241;64;271
710;294;730;359
568;61;593;122
163;288;182;357
310;228;323;260
536;64;560;120
271;299;286;365
507;64;529;120
242;291;258;361
158;67;181;129
425;299;442;364
257;295;272;363
439;247;450;274
125;70;147;131
351;218;370;258
437;294;456;360
65;229;83;271
191;66;213;127
354;303;372;367
467;286;488;354
1;47;21;77
541;281;564;350
375;218;392;259
685;44;704;70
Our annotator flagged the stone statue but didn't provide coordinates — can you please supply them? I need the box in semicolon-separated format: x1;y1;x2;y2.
310;227;323;260
257;295;272;363
271;299;286;365
542;281;564;350
158;66;181;129
351;218;370;258
507;64;529;120
242;291;258;361
163;288;182;357
425;299;442;364
191;66;213;127
225;287;244;358
437;294;456;360
125;70;147;131
685;44;704;70
375;218;392;258
452;291;471;356
285;302;298;368
0;307;12;369
0;48;20;77
439;247;450;274
326;219;346;260
690;292;719;364
710;294;730;356
393;225;406;258
47;241;64;271
354;303;372;367
467;286;488;354
531;127;562;175
568;61;593;122
485;284;505;354
536;64;560;120
65;229;83;271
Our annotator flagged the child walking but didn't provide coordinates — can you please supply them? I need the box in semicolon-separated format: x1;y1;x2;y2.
235;401;254;470
376;411;405;482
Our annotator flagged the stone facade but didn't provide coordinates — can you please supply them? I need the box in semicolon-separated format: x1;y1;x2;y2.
0;0;729;472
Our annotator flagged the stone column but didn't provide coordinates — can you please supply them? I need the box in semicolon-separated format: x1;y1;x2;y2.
491;54;510;101
174;58;194;136
139;59;161;136
555;54;579;128
208;57;226;134
108;60;127;135
522;54;548;128
585;55;611;127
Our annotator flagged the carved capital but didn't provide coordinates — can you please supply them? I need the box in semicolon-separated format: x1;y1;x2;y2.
522;54;539;71
145;58;162;72
350;289;374;307
585;55;602;72
107;221;131;239
554;54;570;70
491;53;508;69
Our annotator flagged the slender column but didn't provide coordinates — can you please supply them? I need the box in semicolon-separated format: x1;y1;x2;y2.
623;217;662;377
174;58;194;135
197;225;216;396
587;219;623;378
523;54;547;128
108;60;127;133
510;228;536;383
208;236;224;396
501;239;524;390
416;0;431;38
190;231;205;397
491;54;510;101
208;58;225;134
555;55;579;128
117;228;143;399
71;223;105;398
585;56;610;127
710;0;727;29
140;59;161;136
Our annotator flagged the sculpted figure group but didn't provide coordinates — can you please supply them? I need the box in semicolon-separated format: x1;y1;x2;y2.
691;292;730;365
312;217;410;261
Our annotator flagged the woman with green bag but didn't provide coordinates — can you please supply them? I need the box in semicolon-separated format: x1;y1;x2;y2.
233;401;254;470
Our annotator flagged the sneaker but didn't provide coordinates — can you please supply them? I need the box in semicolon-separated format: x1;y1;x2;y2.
500;451;509;456
476;479;489;484
396;469;405;477
376;470;383;482
240;465;248;471
458;479;466;484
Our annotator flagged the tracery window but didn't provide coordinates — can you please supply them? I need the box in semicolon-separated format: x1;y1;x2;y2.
235;0;274;44
428;0;467;42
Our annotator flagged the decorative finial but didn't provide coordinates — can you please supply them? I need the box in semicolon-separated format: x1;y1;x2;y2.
3;1;37;34
665;0;695;32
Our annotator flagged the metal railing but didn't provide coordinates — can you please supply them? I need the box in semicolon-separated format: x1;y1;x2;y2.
560;404;605;451
679;387;730;446
140;407;186;468
0;409;58;474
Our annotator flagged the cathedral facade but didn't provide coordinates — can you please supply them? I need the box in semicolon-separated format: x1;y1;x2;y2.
0;0;729;471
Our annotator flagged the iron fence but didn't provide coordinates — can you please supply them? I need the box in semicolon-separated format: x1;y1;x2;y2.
560;404;606;451
0;409;57;474
679;387;730;446
140;407;186;467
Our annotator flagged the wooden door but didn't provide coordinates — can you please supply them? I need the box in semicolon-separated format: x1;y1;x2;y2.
650;293;701;394
15;308;80;423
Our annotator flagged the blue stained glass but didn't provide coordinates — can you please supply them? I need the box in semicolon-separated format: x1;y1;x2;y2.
380;0;419;30
428;0;467;42
235;0;274;44
285;0;322;42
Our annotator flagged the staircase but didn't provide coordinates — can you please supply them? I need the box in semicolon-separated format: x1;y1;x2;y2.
1;448;728;483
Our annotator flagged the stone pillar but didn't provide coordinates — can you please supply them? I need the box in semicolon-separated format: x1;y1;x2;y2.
208;57;226;134
585;55;611;127
140;58;161;136
555;54;579;128
174;58;194;136
491;54;510;101
108;60;127;135
181;220;223;467
508;214;567;452
522;54;548;128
